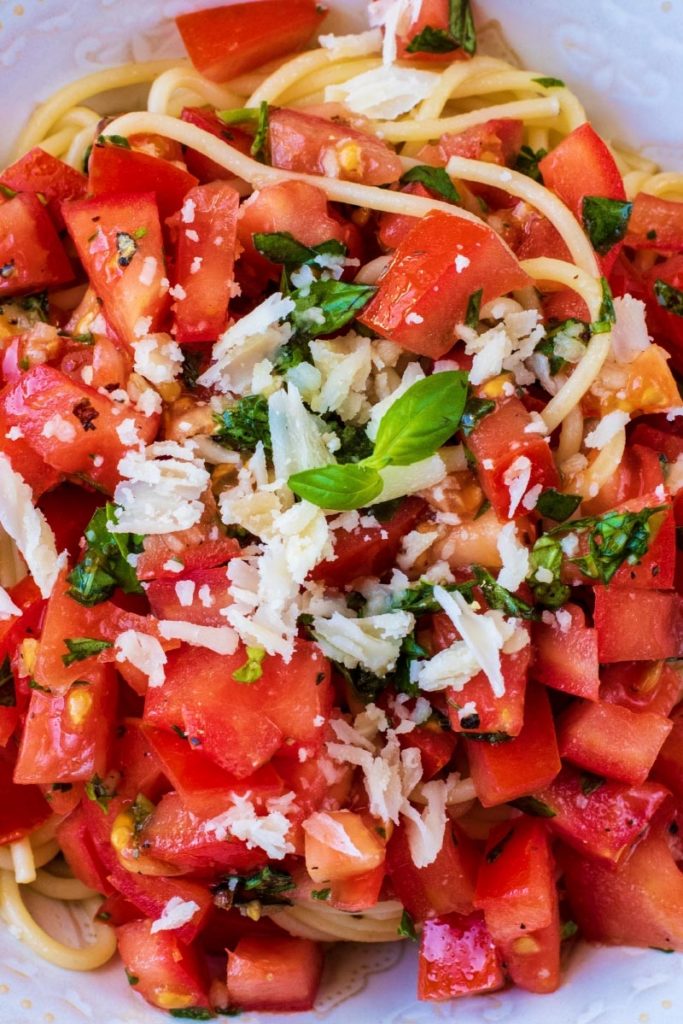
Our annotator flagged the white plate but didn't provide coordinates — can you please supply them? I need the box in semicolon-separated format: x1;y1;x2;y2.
1;1;683;1021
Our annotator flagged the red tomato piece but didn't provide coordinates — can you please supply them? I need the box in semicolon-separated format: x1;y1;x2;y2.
386;821;479;922
396;0;474;63
631;423;683;466
327;864;385;913
593;587;683;662
108;868;212;943
146;567;233;626
419;119;523;209
535;766;670;862
531;603;600;700
466;683;561;807
57;804;114;893
644;253;683;374
446;647;530;738
0;747;51;845
172;182;240;343
14;665;116;784
625;192;683;253
38;485;103;562
378;182;433;250
0;708;19;748
0;193;73;297
88;145;197;225
467;397;559;520
180;107;252;183
358;212;531;358
135;525;239;582
62;192;168;345
559;827;683;951
112;719;167;802
475;817;556;940
227;935;324;1012
398;722;458;779
601;660;683;717
116;918;211;1014
0;147;87;230
176;1;325;83
418;912;504;1001
269;108;402;186
311;497;426;587
651;709;683;799
510;204;573;263
499;900;561;994
0;399;63;497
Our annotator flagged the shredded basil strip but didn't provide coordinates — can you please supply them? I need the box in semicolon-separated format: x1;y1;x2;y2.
654;278;683;317
67;504;143;606
62;637;113;666
536;489;582;522
532;76;565;88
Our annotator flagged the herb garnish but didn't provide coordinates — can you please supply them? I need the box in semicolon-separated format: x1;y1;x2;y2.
582;196;633;255
214;395;272;454
232;645;266;683
62;637;113;666
406;0;476;56
398;909;418;941
399;165;460;203
211;866;295;910
67;504;143;606
654;278;683;317
536;489;582;522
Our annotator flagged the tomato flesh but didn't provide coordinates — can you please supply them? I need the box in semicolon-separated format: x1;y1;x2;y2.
227;935;324;1012
116;918;211;1013
0;147;86;230
593;587;683;662
88;145;197;225
531;603;600;700
0;193;73;297
386;821;478;921
418;912;504;1001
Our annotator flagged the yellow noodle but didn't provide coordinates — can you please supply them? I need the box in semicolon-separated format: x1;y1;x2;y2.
375;96;561;143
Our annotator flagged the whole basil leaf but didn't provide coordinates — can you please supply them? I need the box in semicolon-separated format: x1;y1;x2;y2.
288;463;383;511
370;371;468;468
253;231;346;268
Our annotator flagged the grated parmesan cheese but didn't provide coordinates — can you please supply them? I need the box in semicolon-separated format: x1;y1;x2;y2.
611;295;651;364
503;455;532;518
158;619;238;655
203;793;295;859
0;455;65;599
0;585;21;621
326;65;439;120
133;334;183;386
174;580;195;607
114;630;166;688
110;440;210;535
318;28;383;56
150;897;200;934
584;410;630;450
496;522;530;592
313;610;414;676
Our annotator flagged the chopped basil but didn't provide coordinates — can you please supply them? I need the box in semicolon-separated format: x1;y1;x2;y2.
253;231;346;269
211;866;295;910
21;291;49;323
169;1011;215;1021
67;503;143;606
323;414;374;464
125;971;139;986
536;489;582;522
29;679;52;694
593;275;616;331
218;102;269;160
115;231;137;267
472;565;536;620
0;184;17;199
232;645;266;683
465;287;483;328
181;347;203;390
527;535;570;608
485;828;513;863
510;796;557;818
311;888;331;901
214;394;272;454
460;394;495;436
464;731;512;744
582;196;633;255
84;773;116;812
290;279;376;339
398;909;418;941
515;144;547;183
289;372;468;510
561;920;579;941
581;773;605;796
654;278;683;317
392;579;475;615
406;0;476;56
71;331;95;346
62;637;113;667
565;505;668;584
535;318;590;375
400;165;460;203
97;134;131;149
532;76;565;88
0;656;15;708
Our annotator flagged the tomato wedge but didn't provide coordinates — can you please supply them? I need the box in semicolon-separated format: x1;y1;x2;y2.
0;193;73;297
418;912;504;1000
0;147;87;230
116;919;211;1014
625;192;683;252
88;144;197;224
227;935;324;1012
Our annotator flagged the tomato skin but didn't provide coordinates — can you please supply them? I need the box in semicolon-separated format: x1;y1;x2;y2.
511;205;573;263
652;710;683;799
386;821;479;922
146;567;233;626
136;528;239;582
227;935;324;1012
38;484;103;562
88;145;197;225
108;869;212;943
269;108;402;187
378;182;432;250
112;719;167;803
358;212;531;358
417;912;504;1001
180;107;252;182
398;722;458;779
172;182;240;343
176;1;325;83
535;766;669;862
531;603;600;700
116;918;211;1013
397;0;473;63
467;397;560;520
625;192;683;252
56;804;114;893
304;809;385;882
559;827;683;951
0;193;73;297
327;864;385;912
0;147;87;230
420;119;524;209
466;684;561;807
0;747;51;845
14;664;116;784
593;587;683;662
62;192;168;345
556;699;672;785
601;660;683;717
311;497;426;587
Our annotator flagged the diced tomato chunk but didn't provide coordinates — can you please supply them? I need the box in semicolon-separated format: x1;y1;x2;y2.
62;192;168;345
601;659;683;717
386;821;478;922
108;868;212;943
466;684;561;807
172;182;240;343
642;252;683;374
378;182;432;250
652;710;683;799
57;804;114;893
227;935;324;1012
135;524;239;582
556;699;672;785
0;147;86;229
146;567;233;626
0;193;73;297
112;719;167;802
88;144;197;224
181;107;252;182
327;864;385;913
396;0;475;63
398;722;457;779
447;647;529;738
467;397;559;520
116;918;211;1013
535;766;669;862
593;587;683;662
304;809;385;882
358;212;531;358
176;1;326;83
419;119;523;208
418;912;504;1001
531;603;600;700
0;747;51;845
625;192;683;252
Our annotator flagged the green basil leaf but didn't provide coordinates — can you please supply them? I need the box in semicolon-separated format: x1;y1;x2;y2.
514;144;547;183
371;371;468;468
21;291;50;323
232;645;266;684
0;656;15;708
67;504;143;607
251;101;269;161
582;196;633;255
211;866;295;910
400;164;460;203
536;489;582;522
311;888;331;901
527;535;570;608
218;106;260;125
97;134;131;149
290;280;376;338
591;276;616;333
322;414;374;464
460;394;495;436
472;565;536;620
535;318;590;376
62;637;113;667
561;920;579;941
406;25;459;53
84;772;117;812
392;579;476;614
581;773;605;796
465;287;483;328
169;1010;215;1021
214;394;272;454
253;231;346;268
398;909;418;941
510;795;557;818
568;505;667;584
406;0;476;55
654;278;683;317
532;76;565;88
288;463;383;511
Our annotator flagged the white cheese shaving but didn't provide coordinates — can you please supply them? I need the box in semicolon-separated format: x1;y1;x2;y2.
302;812;364;858
203;793;295;859
496;522;530;592
611;294;651;364
158;619;238;655
111;440;210;535
326;65;439;120
114;630;166;688
503;455;532;518
0;455;65;599
267;384;335;483
150;897;200;934
432;587;510;698
318;28;383;56
313;610;414;676
133;334;183;386
397;529;438;570
138;256;158;287
174;580;195;607
584;410;630;450
0;585;21;621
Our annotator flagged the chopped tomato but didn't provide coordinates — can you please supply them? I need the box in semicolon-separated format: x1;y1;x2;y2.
625;192;683;252
312;497;426;587
531;603;600;700
62;192;168;345
509;203;573;263
116;918;211;1014
652;709;683;799
466;396;560;520
176;1;325;83
171;182;240;343
420;119;523;208
180;107;252;183
643;253;683;374
398;721;458;779
227;935;324;1012
559;826;683;951
88;144;197;225
631;423;683;466
581;444;666;518
269;108;402;186
108;868;212;943
112;719;167;802
584;344;680;418
146;567;233;626
0;193;73;297
0;747;51;845
535;766;670;862
386;821;478;921
359;212;531;358
2;365;158;494
14;664;116;784
378;182;433;250
397;0;475;63
601;659;683;717
418;912;504;1001
57;804;114;893
303;809;385;882
0;147;87;230
593;587;683;662
466;683;561;807
0;399;63;496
